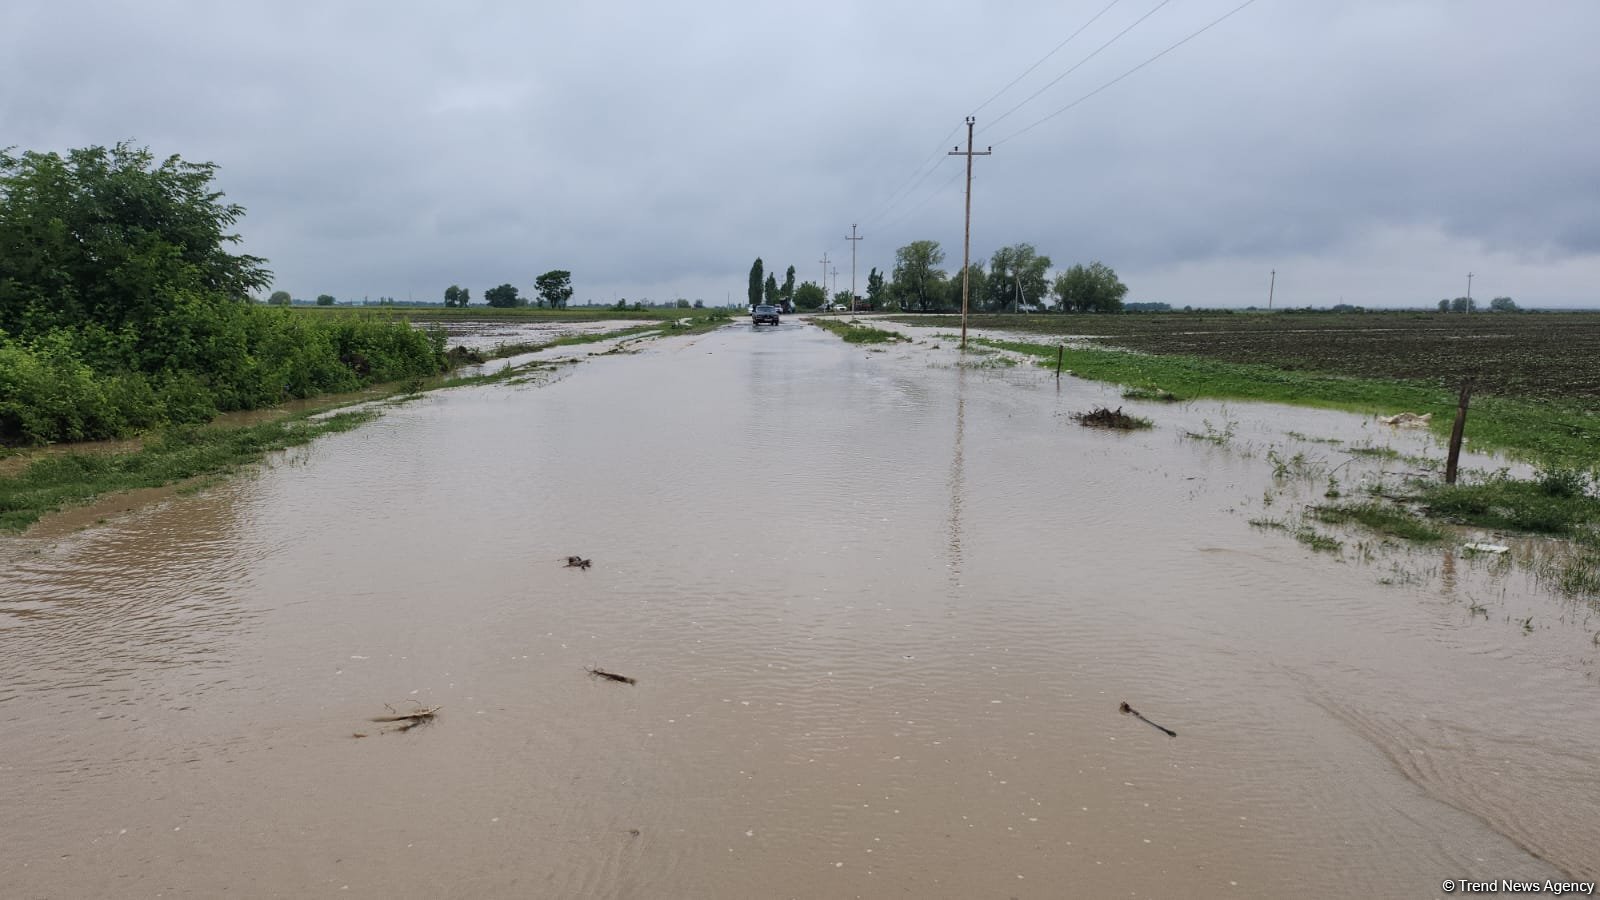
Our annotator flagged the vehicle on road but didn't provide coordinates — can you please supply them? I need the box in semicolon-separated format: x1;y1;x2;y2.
752;304;781;326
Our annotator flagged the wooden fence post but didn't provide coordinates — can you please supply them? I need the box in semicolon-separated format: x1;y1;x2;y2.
1444;379;1474;485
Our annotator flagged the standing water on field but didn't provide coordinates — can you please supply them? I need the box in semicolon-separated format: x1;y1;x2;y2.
2;320;1595;898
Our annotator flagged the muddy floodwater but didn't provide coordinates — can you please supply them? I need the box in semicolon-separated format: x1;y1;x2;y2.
2;320;1596;898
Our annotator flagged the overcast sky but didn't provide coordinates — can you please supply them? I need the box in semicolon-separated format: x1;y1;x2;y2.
4;1;1598;308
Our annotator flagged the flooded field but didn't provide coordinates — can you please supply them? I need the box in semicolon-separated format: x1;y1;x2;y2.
2;319;1596;898
430;318;656;352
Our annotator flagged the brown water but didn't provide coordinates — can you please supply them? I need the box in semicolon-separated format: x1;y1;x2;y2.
2;320;1596;899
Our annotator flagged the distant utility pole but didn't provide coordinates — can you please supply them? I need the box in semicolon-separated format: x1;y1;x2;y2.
831;266;839;300
819;252;830;305
949;116;991;349
1268;269;1275;310
845;224;863;310
1466;272;1474;308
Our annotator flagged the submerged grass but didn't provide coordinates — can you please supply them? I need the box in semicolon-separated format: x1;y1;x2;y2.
1311;502;1449;543
0;411;376;533
813;319;904;344
1415;474;1600;536
968;337;1600;470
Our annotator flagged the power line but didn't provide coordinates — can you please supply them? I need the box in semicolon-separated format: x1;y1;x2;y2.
984;0;1174;133
970;0;1126;117
875;166;966;236
856;123;964;230
994;0;1262;146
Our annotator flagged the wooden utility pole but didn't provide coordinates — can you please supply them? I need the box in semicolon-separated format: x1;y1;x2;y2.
845;224;863;310
819;252;830;306
949;116;991;349
1466;272;1474;310
1268;269;1275;310
831;266;839;302
1445;379;1474;484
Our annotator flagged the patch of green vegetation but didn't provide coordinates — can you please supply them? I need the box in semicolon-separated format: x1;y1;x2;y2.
1346;445;1401;459
0;411;376;533
1294;527;1343;553
1311;502;1449;543
1286;431;1344;445
1183;418;1238;446
967;336;1598;470
1416;469;1600;535
813;319;904;344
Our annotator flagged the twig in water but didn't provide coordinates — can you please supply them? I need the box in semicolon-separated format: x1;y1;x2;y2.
565;555;592;570
369;702;441;733
587;666;637;685
1119;701;1177;737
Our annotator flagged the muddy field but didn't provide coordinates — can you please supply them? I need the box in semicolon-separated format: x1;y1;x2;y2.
1;318;1596;898
892;311;1600;402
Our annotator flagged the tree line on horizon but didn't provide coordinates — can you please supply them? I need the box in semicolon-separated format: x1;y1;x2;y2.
747;240;1128;315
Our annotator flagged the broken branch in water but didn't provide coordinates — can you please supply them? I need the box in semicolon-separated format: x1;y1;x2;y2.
564;555;592;570
586;666;637;685
368;703;441;733
1119;701;1176;737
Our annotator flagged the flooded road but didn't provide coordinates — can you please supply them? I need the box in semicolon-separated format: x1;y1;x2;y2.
2;320;1596;898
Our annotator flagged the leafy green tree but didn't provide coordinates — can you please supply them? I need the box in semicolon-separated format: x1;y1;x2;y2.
535;270;574;309
1449;296;1476;313
0;143;270;339
763;273;779;304
748;258;764;307
1438;299;1450;313
675;298;691;309
985;243;1052;312
1489;296;1519;312
693;299;704;309
950;263;986;313
443;284;470;307
794;281;826;310
316;294;335;306
890;240;947;312
268;290;292;306
484;284;522;308
865;267;885;311
781;265;796;304
1053;261;1128;313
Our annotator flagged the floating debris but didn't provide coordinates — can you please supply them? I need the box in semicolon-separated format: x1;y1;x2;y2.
1462;542;1510;555
565;556;592;570
368;703;441;733
1119;701;1176;737
587;667;637;686
1071;407;1153;430
1378;412;1433;428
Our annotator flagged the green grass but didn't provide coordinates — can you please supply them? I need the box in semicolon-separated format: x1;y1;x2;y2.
813;319;904;344
0;411;376;533
967;337;1599;470
1415;473;1600;535
1294;527;1343;553
1311;502;1449;543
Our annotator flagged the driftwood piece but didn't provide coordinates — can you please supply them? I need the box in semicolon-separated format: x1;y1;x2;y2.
587;667;637;686
565;556;592;570
368;703;441;733
1119;701;1176;737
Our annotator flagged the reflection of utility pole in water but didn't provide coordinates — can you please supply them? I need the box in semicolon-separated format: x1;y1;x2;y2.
946;367;967;596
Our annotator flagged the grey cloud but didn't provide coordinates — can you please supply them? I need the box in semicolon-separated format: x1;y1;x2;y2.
3;0;1597;306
